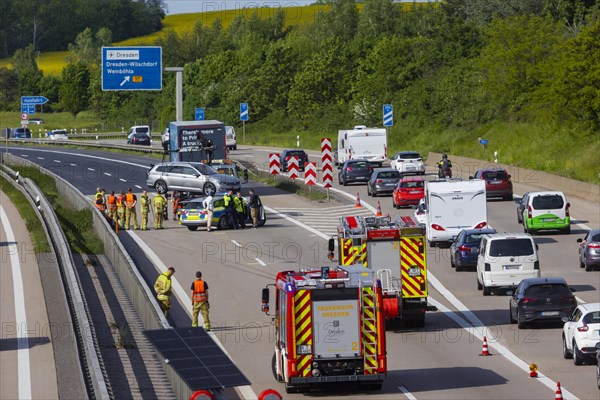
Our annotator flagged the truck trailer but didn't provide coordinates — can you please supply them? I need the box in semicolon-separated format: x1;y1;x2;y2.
168;120;228;164
335;126;387;166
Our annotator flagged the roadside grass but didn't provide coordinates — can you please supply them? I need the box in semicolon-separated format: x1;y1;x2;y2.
0;111;103;132
0;173;51;253
242;121;600;184
6;164;104;254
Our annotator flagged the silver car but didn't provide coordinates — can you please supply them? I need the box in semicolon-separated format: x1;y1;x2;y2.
577;229;600;271
146;161;241;195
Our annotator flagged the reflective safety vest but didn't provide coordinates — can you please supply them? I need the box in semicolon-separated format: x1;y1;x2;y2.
192;280;207;302
107;194;116;210
233;196;245;213
95;192;105;211
116;195;125;209
154;273;172;301
140;194;150;212
223;194;232;207
126;192;135;207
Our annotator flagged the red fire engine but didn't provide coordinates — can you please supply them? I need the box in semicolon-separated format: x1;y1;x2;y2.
331;215;433;327
261;265;387;393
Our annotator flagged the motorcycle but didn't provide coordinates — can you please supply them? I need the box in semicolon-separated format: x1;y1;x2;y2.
438;164;452;178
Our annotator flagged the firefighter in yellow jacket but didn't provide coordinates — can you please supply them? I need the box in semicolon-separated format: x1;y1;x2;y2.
140;190;150;230
154;267;175;317
116;190;126;229
191;271;210;330
154;191;166;229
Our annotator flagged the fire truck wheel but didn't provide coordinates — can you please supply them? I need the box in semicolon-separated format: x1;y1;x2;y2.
271;353;284;382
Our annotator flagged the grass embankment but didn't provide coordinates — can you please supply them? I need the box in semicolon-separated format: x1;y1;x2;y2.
0;173;50;253
0;111;103;133
242;121;600;184
6;165;104;254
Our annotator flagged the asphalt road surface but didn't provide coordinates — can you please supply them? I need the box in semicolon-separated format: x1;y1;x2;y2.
5;144;599;400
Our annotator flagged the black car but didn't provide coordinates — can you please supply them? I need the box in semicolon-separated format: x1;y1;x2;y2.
338;159;373;186
509;277;577;329
515;192;530;223
280;149;309;172
450;228;497;271
128;132;151;145
367;168;401;196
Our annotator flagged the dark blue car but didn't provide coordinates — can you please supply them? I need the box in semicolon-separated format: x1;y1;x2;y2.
450;228;497;271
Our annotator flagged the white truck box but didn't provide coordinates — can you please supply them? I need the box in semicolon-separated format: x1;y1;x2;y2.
336;125;387;166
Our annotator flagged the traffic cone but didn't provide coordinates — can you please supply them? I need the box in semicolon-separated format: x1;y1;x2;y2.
480;336;490;356
376;201;382;216
554;382;563;399
355;193;362;208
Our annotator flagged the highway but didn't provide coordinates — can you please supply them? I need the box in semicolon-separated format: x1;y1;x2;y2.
5;144;599;399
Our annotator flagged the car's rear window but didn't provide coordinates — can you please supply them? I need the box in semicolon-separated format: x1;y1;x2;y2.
489;238;534;257
590;233;600;242
215;167;235;176
466;234;485;244
582;311;600;324
399;152;421;160
197;164;217;175
135;127;149;134
531;195;564;210
348;162;369;168
525;284;571;296
185;200;205;209
400;180;424;188
483;170;508;180
377;171;400;179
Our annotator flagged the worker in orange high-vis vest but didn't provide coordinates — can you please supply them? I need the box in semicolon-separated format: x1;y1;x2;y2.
116;190;126;229
125;187;139;230
95;187;106;214
191;271;210;330
106;190;117;223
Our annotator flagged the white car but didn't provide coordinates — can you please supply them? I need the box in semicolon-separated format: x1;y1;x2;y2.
562;302;600;365
47;129;68;140
413;198;427;225
128;125;151;137
390;151;425;175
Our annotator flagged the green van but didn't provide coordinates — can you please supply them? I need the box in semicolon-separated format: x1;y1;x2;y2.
521;191;570;234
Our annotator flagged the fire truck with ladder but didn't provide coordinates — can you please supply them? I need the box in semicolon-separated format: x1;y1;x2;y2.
330;215;434;327
261;264;387;393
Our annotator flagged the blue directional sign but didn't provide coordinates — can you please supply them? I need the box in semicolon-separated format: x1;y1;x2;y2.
21;96;49;105
195;108;205;121
21;104;36;115
479;138;489;145
383;104;393;127
101;47;162;91
240;103;248;122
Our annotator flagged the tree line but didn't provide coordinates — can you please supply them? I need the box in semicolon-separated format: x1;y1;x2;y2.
1;0;599;135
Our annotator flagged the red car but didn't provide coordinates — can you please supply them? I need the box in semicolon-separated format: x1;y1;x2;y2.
471;168;513;200
392;176;425;208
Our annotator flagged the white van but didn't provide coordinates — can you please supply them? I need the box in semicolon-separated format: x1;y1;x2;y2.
226;126;237;150
476;233;540;296
335;125;387;166
521;191;570;234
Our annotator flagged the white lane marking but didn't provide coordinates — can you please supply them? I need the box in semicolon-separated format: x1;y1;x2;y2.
135;185;142;189
69;163;77;167
119;178;126;182
13;148;149;168
53;160;61;163
255;258;267;267
37;157;44;160
575;296;585;304
0;206;32;399
126;232;258;400
231;240;242;248
428;298;579;400
87;167;95;171
20;154;28;157
399;386;418;400
103;172;111;176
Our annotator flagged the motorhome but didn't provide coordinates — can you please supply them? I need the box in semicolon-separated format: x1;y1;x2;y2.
335;126;387;166
425;179;487;246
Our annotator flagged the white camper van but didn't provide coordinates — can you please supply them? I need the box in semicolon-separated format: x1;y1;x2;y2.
425;179;488;246
335;125;387;166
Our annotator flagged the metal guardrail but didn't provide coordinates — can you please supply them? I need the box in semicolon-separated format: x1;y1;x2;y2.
0;157;110;400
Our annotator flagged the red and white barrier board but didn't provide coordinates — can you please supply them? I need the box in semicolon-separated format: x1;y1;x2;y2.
304;162;317;185
269;153;280;175
288;156;299;179
321;138;333;188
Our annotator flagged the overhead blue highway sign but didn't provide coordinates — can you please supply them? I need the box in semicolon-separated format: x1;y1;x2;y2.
240;103;248;121
383;104;393;127
101;47;162;91
21;96;48;105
